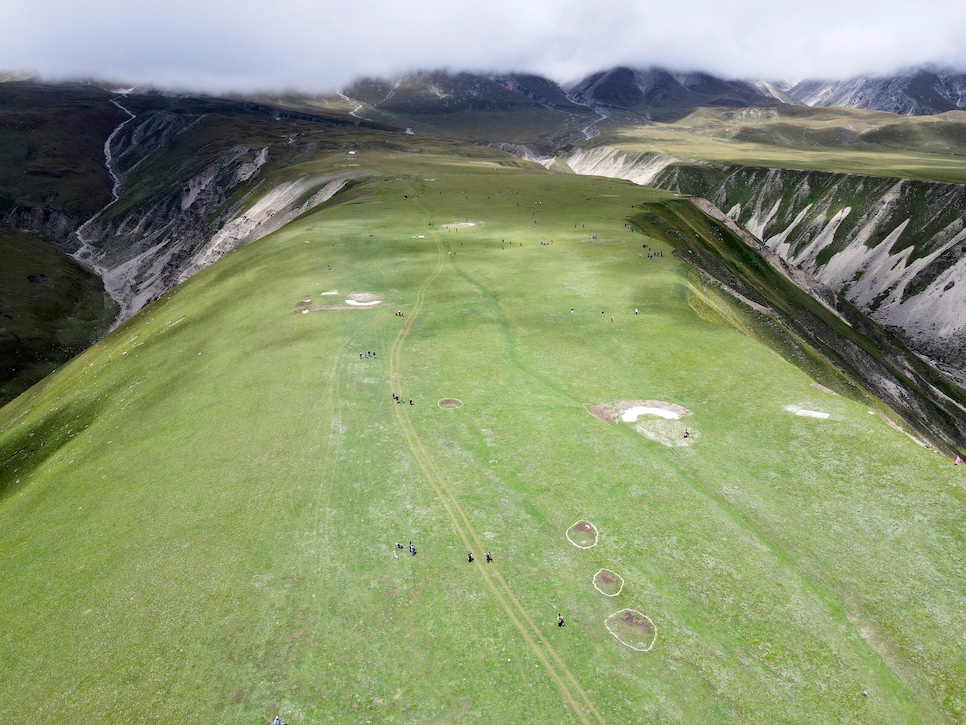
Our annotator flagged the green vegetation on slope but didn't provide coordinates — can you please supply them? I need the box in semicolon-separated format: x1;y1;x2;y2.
0;225;117;404
1;153;964;723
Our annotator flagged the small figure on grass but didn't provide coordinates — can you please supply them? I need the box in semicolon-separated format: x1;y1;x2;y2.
467;552;474;563
557;613;565;627
683;429;690;439
485;552;493;563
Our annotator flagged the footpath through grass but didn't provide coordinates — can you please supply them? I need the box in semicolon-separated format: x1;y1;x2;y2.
0;152;964;723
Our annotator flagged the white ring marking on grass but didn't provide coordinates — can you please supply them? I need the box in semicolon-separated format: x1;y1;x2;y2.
566;520;599;549
592;569;624;597
345;299;382;307
786;406;830;419
621;406;681;422
604;609;657;652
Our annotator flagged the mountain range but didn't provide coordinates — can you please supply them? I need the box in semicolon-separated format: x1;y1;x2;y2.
341;65;966;119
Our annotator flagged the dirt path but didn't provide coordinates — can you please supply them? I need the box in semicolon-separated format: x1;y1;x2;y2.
387;193;604;724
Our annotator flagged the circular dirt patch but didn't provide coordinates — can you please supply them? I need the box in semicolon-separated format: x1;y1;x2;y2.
581;238;624;245
438;398;464;409
593;569;624;597
605;609;657;652
566;520;598;549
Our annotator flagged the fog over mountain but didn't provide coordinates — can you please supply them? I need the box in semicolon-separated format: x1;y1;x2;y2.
3;0;966;93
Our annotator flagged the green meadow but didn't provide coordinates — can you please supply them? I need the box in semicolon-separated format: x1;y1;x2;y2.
1;151;964;723
598;107;966;182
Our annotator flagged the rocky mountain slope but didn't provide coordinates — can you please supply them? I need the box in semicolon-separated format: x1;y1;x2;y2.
567;67;778;120
786;67;966;115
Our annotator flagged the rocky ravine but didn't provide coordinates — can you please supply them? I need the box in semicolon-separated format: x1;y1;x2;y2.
554;146;966;380
66;106;359;326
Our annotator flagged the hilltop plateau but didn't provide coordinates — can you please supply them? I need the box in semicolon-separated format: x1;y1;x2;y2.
1;69;966;723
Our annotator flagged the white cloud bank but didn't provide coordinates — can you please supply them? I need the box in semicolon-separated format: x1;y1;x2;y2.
3;0;965;92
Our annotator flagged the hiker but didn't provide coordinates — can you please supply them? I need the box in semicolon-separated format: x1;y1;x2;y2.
409;398;413;405
557;614;565;627
571;308;574;314
274;717;283;725
635;308;638;315
610;316;614;322
683;429;690;438
467;552;474;563
396;543;404;549
485;552;492;563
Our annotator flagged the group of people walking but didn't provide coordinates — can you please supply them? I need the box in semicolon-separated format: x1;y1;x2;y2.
466;551;493;563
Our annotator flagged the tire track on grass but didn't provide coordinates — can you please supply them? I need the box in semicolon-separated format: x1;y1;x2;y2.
388;209;604;724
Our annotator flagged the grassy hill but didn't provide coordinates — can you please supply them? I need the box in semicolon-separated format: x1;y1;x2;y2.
1;147;964;722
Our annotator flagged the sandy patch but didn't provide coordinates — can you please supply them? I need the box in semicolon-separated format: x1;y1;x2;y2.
438;398;464;409
319;290;339;296
786;406;830;419
441;222;480;229
348;292;377;301
345;299;382;307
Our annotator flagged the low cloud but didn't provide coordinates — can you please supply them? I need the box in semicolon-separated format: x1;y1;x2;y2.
3;0;965;92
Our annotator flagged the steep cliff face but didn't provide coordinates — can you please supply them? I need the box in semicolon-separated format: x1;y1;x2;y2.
560;147;966;375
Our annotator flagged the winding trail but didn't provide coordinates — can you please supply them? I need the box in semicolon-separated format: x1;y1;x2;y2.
337;92;366;119
387;200;604;723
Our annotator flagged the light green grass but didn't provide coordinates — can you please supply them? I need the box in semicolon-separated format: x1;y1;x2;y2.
1;154;964;723
597;107;966;183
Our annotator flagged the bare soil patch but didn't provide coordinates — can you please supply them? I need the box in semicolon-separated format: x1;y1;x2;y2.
316;291;385;310
441;222;481;229
438;398;464;409
605;609;657;652
588;400;694;447
581;238;624;245
593;569;624;596
566;520;598;548
295;299;321;314
586;400;689;425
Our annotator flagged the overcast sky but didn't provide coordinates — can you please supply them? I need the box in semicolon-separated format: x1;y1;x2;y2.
4;0;966;93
